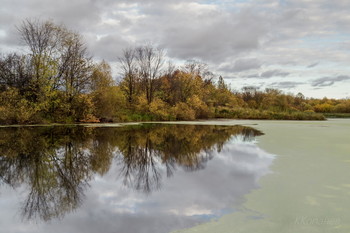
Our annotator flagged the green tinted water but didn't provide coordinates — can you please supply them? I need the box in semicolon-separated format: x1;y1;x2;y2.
176;119;350;233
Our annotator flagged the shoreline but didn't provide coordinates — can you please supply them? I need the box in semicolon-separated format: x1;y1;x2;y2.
0;117;342;128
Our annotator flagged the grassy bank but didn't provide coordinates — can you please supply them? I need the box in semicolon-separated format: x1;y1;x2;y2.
214;108;325;121
107;108;326;123
323;113;350;118
0;107;326;126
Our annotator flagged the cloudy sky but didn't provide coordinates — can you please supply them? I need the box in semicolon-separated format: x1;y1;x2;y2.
1;0;350;98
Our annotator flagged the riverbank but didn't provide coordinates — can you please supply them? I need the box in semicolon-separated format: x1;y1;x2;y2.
0;109;326;126
323;113;350;118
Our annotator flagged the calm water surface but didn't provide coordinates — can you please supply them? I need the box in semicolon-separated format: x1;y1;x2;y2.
0;124;275;233
177;119;350;233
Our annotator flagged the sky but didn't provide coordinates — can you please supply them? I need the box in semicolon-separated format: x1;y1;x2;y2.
1;0;350;98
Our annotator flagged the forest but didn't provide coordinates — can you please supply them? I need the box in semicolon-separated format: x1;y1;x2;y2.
1;19;350;124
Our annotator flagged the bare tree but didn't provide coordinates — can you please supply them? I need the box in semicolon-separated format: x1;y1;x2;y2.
119;48;137;103
17;19;93;102
184;60;207;76
0;53;33;92
164;60;176;78
18;19;61;88
118;45;165;104
183;59;214;84
58;32;93;100
135;45;164;104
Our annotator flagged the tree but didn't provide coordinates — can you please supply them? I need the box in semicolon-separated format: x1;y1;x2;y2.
119;48;137;104
58;31;93;101
90;61;125;121
18;19;62;100
217;76;228;90
17;19;94;121
0;53;32;93
183;60;214;84
135;45;164;104
18;19;93;100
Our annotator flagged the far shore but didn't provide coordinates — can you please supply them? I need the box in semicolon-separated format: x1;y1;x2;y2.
6;117;350;128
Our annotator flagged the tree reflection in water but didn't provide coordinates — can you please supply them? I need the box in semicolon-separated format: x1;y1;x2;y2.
0;124;263;221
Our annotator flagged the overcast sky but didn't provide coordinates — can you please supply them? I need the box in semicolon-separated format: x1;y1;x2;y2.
1;0;350;98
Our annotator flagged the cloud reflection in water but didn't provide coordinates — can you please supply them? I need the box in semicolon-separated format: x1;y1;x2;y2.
0;124;274;233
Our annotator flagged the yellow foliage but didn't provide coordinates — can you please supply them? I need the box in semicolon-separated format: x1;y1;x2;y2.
92;86;126;120
135;94;149;113
0;88;38;124
172;102;196;120
71;94;97;122
186;95;210;118
314;103;334;113
149;98;171;120
79;114;100;123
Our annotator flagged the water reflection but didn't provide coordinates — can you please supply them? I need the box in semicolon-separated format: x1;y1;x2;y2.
0;124;273;233
0;127;93;221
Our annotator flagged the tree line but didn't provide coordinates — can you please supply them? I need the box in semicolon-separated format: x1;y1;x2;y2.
1;19;349;124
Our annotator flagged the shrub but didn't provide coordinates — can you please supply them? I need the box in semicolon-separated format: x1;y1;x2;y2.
172;102;196;120
0;88;39;124
149;98;171;120
186;95;210;118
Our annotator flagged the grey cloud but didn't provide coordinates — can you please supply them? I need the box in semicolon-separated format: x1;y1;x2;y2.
311;75;350;87
219;58;261;72
270;81;304;89
245;74;260;79
0;0;105;50
339;41;350;50
260;69;290;78
0;13;23;49
242;70;290;79
90;34;130;61
307;62;319;68
156;8;270;62
48;4;101;31
1;0;101;31
0;13;16;32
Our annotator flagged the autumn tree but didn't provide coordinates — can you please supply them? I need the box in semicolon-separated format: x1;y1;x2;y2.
119;48;137;104
135;45;164;104
90;61;125;121
58;31;93;101
15;19;95;121
183;60;214;84
0;53;32;93
18;19;62;101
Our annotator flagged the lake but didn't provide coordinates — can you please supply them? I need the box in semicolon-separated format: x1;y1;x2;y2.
0;120;349;233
